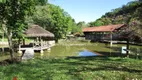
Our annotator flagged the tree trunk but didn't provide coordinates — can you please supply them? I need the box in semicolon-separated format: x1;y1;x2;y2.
7;33;14;60
55;38;58;43
23;39;25;45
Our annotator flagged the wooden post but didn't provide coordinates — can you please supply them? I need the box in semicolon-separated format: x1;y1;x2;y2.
19;44;21;51
39;37;41;46
109;32;112;56
36;37;38;45
126;39;129;57
110;31;112;47
39;36;44;53
2;47;4;53
2;31;4;42
40;36;42;47
18;44;22;54
40;50;44;53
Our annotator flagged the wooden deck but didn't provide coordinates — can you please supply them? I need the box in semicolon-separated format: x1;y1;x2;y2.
18;44;53;54
18;41;55;53
19;45;51;51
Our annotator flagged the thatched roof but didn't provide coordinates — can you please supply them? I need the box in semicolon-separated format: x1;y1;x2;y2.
24;25;54;37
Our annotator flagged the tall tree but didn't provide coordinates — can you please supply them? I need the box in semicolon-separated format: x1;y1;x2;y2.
45;4;77;41
28;4;77;42
0;0;35;59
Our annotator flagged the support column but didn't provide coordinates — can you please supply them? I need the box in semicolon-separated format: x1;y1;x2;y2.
126;39;129;57
18;44;22;56
39;36;44;53
110;31;112;47
40;50;44;53
2;31;4;42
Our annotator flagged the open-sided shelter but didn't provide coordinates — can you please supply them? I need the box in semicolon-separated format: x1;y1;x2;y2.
82;24;126;41
19;25;55;53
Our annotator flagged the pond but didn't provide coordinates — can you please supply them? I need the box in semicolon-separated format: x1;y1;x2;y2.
35;42;103;58
0;42;106;61
34;41;142;58
1;41;141;60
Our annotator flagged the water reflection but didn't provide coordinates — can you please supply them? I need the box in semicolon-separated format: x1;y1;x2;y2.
79;50;98;57
35;43;101;58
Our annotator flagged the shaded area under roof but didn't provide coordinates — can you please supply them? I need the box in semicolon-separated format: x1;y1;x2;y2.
83;24;126;32
24;25;54;37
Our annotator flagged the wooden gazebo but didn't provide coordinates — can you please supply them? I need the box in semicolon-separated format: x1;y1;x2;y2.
18;25;54;53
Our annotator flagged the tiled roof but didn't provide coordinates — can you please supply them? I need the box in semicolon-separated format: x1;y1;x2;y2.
83;24;125;32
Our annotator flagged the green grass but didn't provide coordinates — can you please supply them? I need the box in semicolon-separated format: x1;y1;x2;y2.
0;55;10;61
0;57;142;80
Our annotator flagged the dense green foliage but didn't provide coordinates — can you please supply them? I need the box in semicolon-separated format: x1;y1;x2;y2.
0;57;142;80
88;1;142;26
35;0;48;5
75;21;86;33
0;0;36;59
88;19;108;27
88;0;142;42
0;0;35;38
27;4;78;41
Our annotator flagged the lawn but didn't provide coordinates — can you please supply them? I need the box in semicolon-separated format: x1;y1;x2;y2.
0;57;142;80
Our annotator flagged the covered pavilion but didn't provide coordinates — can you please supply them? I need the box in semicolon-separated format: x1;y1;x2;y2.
18;25;54;53
82;24;127;46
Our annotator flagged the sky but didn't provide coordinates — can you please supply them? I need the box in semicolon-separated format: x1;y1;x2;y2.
49;0;134;23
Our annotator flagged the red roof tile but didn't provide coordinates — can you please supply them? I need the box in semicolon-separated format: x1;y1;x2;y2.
83;24;125;32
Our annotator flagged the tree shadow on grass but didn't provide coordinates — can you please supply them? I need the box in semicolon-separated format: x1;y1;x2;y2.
66;65;142;75
1;57;142;79
49;57;142;72
46;57;142;79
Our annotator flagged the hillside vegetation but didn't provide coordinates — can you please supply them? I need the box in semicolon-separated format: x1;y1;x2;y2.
88;0;142;42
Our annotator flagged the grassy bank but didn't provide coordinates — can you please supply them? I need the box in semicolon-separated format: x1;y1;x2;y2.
0;57;142;80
